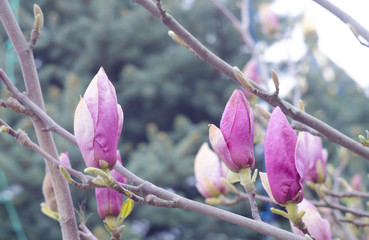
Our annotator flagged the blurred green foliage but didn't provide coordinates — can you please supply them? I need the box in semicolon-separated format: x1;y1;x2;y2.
0;0;369;239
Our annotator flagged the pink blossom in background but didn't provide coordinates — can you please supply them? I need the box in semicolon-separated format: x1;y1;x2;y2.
194;143;228;198
350;174;363;191
242;59;261;99
291;199;332;240
300;131;328;183
259;3;280;37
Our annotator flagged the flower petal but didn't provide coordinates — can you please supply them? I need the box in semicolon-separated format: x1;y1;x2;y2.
194;143;226;198
74;98;97;168
259;172;277;204
265;107;300;204
209;124;239;171
295;132;307;203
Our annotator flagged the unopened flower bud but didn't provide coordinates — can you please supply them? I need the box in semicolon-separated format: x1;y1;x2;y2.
74;67;124;170
241;59;261;98
262;107;306;204
209;89;255;172
300;132;328;184
59;152;71;168
350;174;363;191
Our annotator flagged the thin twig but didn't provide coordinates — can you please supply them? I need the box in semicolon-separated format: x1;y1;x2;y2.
313;201;369;218
338;218;369;228
0;1;79;238
312;0;369;47
324;190;369;199
0;69;77;145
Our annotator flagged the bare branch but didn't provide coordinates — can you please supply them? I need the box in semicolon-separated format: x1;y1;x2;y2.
324;190;369;199
312;0;369;47
0;69;77;145
313;200;369;218
0;1;79;238
114;163;305;240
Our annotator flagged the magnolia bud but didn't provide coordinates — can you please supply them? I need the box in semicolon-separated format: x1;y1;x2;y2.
209;89;255;172
74;67;124;170
59;152;71;168
263;107;306;204
300;132;328;183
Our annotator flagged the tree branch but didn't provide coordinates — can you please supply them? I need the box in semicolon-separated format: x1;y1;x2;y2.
133;0;369;161
0;69;77;145
311;0;369;46
114;163;305;240
0;1;79;239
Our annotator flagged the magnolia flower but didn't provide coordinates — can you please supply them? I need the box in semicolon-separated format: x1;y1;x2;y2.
291;199;332;240
209;89;255;172
194;143;228;198
74;67;124;170
262;107;306;205
95;151;127;219
300;132;328;183
59;152;71;168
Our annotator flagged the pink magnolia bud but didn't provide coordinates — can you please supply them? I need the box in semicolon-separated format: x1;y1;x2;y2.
59;152;71;168
300;132;328;183
194;143;228;198
242;59;262;99
95;151;127;219
264;107;306;204
209;89;255;172
350;174;363;191
291;199;332;240
74;67;124;170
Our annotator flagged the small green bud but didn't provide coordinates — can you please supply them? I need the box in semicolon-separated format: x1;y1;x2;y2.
271;70;279;89
33;4;44;29
168;31;188;48
233;66;254;91
0;125;8;132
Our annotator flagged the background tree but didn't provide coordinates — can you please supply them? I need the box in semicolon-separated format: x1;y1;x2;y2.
0;0;368;239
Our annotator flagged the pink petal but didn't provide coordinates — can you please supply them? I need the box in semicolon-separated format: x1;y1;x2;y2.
59;152;71;168
291;199;332;240
74;98;97;168
295;133;307;203
194;143;227;198
116;104;124;146
209;124;239;171
259;172;277;204
265;107;300;204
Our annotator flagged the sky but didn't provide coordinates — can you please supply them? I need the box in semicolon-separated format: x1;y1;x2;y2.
270;0;369;88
